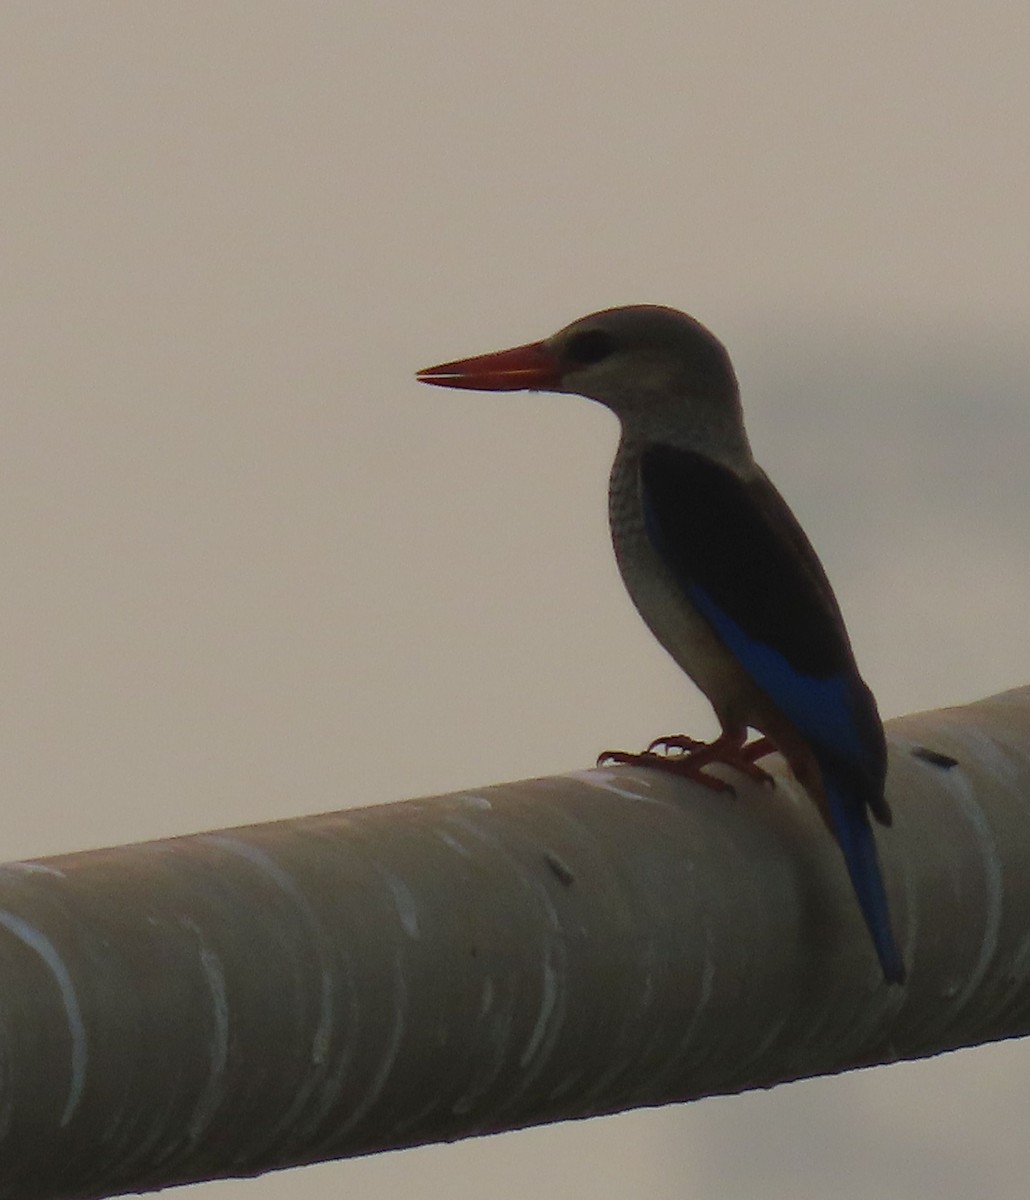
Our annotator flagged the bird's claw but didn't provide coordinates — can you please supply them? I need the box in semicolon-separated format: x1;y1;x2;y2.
597;733;776;791
597;746;736;793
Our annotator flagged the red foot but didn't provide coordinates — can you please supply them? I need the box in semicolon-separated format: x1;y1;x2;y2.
597;747;735;792
597;732;776;790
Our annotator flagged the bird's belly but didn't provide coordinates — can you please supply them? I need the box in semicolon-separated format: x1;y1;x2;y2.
610;505;760;727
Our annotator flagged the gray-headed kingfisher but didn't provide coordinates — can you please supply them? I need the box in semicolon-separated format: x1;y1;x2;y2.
417;305;904;984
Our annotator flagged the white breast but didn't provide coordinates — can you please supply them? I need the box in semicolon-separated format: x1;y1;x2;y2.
607;437;762;728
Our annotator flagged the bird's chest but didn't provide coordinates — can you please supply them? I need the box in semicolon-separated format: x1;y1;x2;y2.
607;449;749;716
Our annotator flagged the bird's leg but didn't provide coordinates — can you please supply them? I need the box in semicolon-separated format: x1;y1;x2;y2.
597;730;775;789
737;736;775;765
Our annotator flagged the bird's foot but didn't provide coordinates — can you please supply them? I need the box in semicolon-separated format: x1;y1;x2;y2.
597;733;776;790
597;746;735;792
717;735;776;784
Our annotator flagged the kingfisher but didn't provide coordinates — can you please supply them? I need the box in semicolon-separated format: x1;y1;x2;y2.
417;305;904;984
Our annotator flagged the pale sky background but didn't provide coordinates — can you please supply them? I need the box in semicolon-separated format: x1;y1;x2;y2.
3;4;1030;1198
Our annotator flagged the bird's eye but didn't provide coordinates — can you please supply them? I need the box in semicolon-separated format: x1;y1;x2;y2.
563;329;616;367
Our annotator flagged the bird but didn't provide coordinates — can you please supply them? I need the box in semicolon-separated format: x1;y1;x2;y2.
417;305;905;984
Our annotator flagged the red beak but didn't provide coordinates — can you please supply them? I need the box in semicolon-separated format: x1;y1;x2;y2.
416;340;562;392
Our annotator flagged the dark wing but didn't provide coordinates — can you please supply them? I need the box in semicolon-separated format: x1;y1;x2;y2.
639;444;886;803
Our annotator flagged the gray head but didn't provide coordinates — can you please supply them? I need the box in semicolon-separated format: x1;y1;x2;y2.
418;305;751;460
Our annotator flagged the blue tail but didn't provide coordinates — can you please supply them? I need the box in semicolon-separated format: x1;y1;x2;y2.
823;769;905;984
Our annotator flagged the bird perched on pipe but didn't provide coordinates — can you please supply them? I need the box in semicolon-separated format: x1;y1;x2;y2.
417;305;905;984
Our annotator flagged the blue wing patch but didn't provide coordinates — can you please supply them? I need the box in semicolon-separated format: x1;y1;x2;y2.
687;583;866;764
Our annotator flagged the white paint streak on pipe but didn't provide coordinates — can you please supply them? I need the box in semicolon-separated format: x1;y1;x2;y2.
0;911;87;1126
180;919;230;1144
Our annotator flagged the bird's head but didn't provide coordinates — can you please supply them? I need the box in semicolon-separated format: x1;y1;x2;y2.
418;305;749;457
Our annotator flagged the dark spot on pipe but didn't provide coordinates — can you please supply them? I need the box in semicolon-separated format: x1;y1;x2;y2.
911;745;959;769
544;851;575;887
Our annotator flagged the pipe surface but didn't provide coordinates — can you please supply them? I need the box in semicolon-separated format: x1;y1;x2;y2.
1;689;1029;1198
